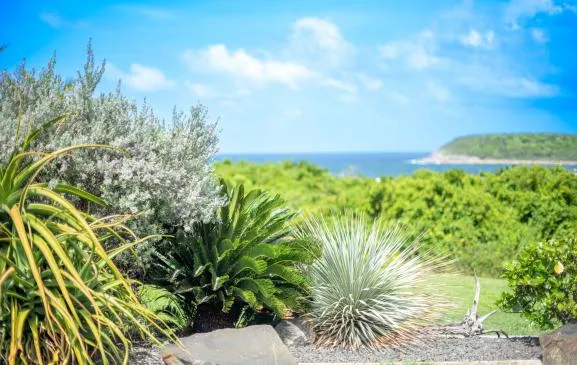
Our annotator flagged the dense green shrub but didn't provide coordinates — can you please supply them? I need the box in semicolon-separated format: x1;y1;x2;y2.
0;119;173;364
297;213;449;348
0;42;225;275
440;133;577;160
216;161;577;276
148;181;317;332
498;237;577;329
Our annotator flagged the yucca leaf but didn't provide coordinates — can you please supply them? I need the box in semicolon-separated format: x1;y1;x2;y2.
298;213;450;348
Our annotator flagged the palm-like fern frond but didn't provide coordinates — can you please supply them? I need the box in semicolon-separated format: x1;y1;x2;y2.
149;180;316;329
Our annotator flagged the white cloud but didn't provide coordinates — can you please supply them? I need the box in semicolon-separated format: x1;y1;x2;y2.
379;44;401;60
420;29;435;38
114;5;175;19
39;12;65;27
39;12;88;28
531;28;548;43
185;82;252;104
183;44;315;88
186;82;213;97
338;93;361;104
458;74;558;98
505;0;564;27
290;17;352;68
408;47;439;70
379;35;439;70
322;77;357;94
460;29;495;48
358;74;383;91
284;108;303;119
107;63;175;91
427;81;452;102
389;91;411;105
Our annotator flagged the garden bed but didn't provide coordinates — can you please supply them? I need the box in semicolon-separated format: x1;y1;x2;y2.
128;336;542;364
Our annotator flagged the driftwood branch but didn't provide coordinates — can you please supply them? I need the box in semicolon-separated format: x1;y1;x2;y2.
436;273;508;338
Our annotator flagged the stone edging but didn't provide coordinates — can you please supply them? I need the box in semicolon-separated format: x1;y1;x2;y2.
298;361;542;365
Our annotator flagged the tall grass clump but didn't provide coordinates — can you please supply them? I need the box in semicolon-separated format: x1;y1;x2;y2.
0;117;175;364
298;213;450;348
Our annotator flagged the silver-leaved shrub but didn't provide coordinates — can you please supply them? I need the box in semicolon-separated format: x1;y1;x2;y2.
0;42;226;273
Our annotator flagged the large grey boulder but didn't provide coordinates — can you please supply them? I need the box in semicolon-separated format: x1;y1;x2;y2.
161;324;297;365
540;321;577;365
275;317;316;347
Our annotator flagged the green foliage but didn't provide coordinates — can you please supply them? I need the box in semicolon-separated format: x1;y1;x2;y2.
215;161;577;277
0;118;173;364
298;213;449;348
215;160;375;216
149;181;317;326
138;285;188;332
0;41;225;277
498;236;577;329
425;274;540;335
439;133;577;160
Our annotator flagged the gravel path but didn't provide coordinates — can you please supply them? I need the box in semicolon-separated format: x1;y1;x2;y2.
128;336;542;364
291;336;542;363
129;344;164;365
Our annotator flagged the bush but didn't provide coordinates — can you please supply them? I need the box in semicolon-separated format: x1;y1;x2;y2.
0;118;173;364
498;236;577;329
298;213;450;348
148;181;317;332
216;161;577;277
0;42;225;275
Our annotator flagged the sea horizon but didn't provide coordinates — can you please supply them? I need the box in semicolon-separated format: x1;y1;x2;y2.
214;151;576;178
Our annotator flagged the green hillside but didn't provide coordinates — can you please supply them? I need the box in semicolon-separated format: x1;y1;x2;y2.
439;133;577;160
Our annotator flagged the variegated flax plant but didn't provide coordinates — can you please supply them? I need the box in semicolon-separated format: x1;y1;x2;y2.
0;115;176;364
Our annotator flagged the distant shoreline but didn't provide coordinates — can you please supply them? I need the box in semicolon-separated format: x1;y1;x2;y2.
414;153;577;166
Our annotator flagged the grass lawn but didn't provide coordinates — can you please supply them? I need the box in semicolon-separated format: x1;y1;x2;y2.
425;274;544;336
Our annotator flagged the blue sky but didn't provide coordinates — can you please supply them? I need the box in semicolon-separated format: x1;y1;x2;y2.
1;0;577;153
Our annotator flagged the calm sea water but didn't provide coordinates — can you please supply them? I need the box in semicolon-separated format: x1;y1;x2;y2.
214;152;574;178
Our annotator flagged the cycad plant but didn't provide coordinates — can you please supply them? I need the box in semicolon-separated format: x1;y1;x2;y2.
0;116;173;364
150;181;317;333
298;213;450;349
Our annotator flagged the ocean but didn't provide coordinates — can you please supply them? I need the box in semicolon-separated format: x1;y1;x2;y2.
213;152;573;178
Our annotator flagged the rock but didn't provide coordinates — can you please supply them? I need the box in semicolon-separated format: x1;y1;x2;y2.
275;317;316;347
540;321;577;365
161;324;297;365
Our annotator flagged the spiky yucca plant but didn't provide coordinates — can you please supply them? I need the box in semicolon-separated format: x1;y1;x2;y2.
150;181;317;332
298;213;450;349
0;116;174;364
